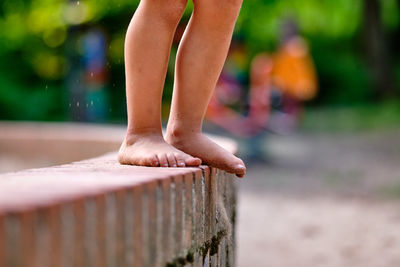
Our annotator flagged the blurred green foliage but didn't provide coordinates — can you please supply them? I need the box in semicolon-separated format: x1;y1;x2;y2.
301;101;400;132
0;0;399;121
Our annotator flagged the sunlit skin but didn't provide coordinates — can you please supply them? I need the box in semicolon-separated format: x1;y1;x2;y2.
118;0;246;177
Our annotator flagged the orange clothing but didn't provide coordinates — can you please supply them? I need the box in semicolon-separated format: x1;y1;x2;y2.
271;37;318;101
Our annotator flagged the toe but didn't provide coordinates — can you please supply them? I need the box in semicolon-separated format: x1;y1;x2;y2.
117;152;126;165
147;155;159;167
232;161;246;176
236;173;245;178
157;154;169;167
174;153;186;167
225;157;246;176
185;156;202;167
167;153;177;167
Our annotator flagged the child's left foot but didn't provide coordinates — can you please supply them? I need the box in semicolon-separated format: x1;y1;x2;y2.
165;130;246;177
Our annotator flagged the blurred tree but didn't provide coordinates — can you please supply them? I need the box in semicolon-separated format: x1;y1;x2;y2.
0;0;399;121
363;0;397;99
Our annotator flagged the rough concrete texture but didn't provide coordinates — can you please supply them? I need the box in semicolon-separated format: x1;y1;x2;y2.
0;122;238;267
0;122;237;174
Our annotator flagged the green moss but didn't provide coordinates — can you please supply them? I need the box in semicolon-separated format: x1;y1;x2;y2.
200;240;211;259
186;251;194;263
167;229;228;266
210;236;219;255
231;209;236;226
210;230;227;256
166;250;194;267
177;257;186;265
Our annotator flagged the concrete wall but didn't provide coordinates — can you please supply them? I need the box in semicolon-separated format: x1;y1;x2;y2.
0;123;237;267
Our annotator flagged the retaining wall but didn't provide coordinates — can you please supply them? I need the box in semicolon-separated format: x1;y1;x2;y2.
0;123;237;267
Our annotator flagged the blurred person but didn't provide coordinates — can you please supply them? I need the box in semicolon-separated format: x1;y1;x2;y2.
207;49;272;138
118;0;246;177
268;19;318;132
208;19;318;136
207;46;272;160
66;27;109;122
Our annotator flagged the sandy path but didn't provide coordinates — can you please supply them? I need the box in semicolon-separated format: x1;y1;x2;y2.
236;129;400;267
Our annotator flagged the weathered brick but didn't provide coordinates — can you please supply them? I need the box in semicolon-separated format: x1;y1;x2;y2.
204;169;212;242
105;193;117;267
48;205;61;267
95;194;106;267
194;170;204;249
209;168;219;267
203;252;210;267
169;179;177;263
219;239;226;267
123;190;134;266
199;165;211;181
183;173;193;252
4;213;22;267
217;171;228;234
160;178;171;263
115;190;126;267
173;175;183;257
60;203;75;267
0;124;239;267
143;181;157;266
131;186;143;267
34;207;53;267
0;216;3;267
84;198;97;267
154;182;164;266
19;210;35;267
224;172;236;267
0;171;236;267
74;199;85;267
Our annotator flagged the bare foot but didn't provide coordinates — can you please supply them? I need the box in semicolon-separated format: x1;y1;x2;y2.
165;130;246;177
118;133;202;168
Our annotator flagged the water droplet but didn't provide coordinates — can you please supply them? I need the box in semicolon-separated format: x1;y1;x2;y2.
77;101;80;107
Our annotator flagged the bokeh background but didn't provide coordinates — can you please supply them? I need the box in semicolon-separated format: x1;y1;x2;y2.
1;0;399;123
1;0;400;266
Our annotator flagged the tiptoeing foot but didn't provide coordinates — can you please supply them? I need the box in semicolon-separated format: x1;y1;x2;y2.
165;130;246;177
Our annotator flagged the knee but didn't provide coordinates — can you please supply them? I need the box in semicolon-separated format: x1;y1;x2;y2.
219;0;243;16
163;0;188;24
220;0;243;10
144;0;188;26
194;0;243;22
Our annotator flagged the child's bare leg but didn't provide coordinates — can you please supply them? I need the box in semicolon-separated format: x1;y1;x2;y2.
165;0;246;176
119;0;201;168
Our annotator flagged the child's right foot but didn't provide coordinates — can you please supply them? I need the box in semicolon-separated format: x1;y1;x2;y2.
165;130;246;177
118;133;202;168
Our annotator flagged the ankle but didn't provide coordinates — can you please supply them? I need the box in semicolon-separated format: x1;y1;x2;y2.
126;125;162;136
125;128;163;146
166;125;201;140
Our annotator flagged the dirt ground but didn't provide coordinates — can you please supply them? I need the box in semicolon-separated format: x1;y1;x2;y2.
236;128;400;267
